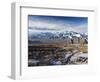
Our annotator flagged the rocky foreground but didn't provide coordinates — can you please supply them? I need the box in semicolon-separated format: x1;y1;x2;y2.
28;49;88;66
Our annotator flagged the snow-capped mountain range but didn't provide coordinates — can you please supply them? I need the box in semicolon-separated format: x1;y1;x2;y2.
28;29;88;41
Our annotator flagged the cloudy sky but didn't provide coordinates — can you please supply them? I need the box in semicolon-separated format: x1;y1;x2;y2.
28;15;88;33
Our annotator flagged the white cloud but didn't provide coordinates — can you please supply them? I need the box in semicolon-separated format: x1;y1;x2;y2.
28;19;87;33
